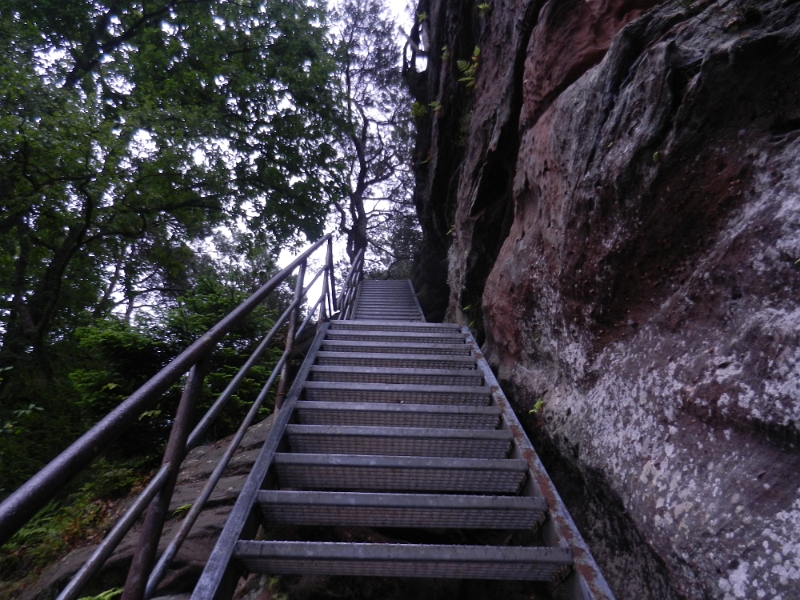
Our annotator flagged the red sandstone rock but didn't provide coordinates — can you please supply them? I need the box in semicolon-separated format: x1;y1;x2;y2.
413;0;800;597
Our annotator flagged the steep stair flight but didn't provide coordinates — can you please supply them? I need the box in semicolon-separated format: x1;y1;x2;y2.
193;280;615;600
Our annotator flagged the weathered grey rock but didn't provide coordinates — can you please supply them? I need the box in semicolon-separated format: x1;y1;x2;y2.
413;0;800;597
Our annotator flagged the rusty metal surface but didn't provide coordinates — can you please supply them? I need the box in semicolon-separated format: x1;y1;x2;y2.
463;327;616;600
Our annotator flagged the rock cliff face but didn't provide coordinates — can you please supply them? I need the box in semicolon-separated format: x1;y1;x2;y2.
411;0;800;598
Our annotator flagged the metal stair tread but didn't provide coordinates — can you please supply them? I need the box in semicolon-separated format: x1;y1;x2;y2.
258;490;542;510
295;401;502;429
273;453;527;471
285;424;510;440
315;350;476;368
285;424;512;457
353;315;424;320
328;326;460;334
309;365;484;385
233;541;573;580
303;382;490;406
321;340;472;355
351;314;422;317
305;381;487;393
273;454;527;493
295;401;501;416
235;541;570;562
255;490;547;529
325;330;467;343
302;392;489;407
329;321;461;333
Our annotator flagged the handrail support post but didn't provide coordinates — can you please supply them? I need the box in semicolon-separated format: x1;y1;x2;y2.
326;237;337;313
275;260;306;410
121;362;207;600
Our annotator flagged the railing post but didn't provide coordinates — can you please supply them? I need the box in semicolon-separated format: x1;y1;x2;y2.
320;271;329;324
121;363;207;600
275;260;306;410
326;237;337;313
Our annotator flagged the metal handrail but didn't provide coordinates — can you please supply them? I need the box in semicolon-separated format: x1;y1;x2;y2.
0;233;358;600
337;248;364;320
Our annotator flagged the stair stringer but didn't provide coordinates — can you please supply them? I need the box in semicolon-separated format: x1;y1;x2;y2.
465;328;616;600
191;323;331;600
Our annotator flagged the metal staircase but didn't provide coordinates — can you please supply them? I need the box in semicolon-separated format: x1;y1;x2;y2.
193;280;615;600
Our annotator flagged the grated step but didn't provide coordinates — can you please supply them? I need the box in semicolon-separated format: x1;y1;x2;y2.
315;351;476;370
354;310;422;321
353;303;419;308
321;340;471;356
256;491;546;529
329;321;461;334
285;425;512;458
309;365;484;386
234;541;572;581
359;282;412;287
354;299;419;305
353;304;420;309
273;453;528;493
353;315;425;321
353;304;419;308
325;330;467;344
295;401;501;429
303;382;490;406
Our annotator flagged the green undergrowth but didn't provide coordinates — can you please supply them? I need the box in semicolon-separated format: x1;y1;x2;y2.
0;458;150;596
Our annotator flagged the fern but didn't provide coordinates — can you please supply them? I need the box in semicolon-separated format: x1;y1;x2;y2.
457;47;481;87
78;588;124;600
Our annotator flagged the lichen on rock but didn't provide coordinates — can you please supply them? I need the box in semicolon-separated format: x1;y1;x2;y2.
412;0;800;597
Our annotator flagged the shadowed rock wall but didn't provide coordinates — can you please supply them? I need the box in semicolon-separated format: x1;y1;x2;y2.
412;0;800;597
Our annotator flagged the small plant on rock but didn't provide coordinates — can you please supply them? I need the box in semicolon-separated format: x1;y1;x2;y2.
529;398;545;415
457;46;481;88
410;101;428;118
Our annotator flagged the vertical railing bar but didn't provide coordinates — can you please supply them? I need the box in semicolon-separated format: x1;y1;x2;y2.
337;248;362;320
320;265;329;323
143;351;289;599
186;284;305;450
274;260;306;410
343;250;362;320
122;364;207;600
326;237;338;312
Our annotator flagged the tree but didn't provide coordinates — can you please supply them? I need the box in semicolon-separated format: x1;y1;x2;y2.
0;0;346;496
332;0;418;264
0;0;342;382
